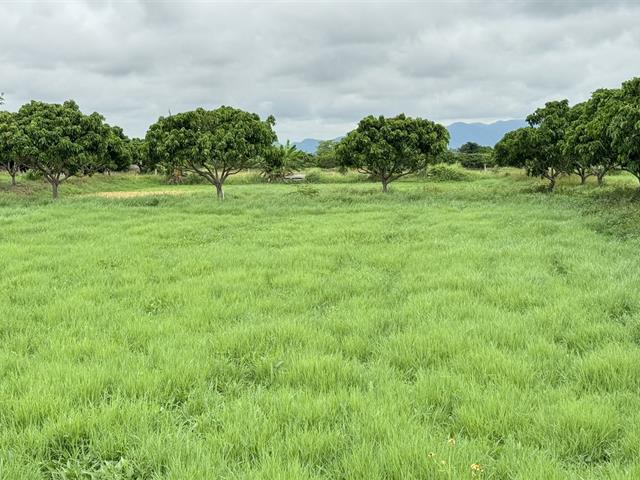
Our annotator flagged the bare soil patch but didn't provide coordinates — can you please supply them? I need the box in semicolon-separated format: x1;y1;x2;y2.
91;190;189;199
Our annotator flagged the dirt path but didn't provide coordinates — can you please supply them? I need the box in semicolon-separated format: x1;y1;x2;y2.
90;190;191;199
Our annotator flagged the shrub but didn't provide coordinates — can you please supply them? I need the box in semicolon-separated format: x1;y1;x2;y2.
459;153;494;170
24;170;43;181
181;173;209;185
305;171;323;184
427;164;469;182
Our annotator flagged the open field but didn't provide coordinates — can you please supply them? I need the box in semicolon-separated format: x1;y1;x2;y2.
1;170;640;479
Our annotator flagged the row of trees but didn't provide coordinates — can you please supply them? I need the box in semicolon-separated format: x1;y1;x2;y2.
495;78;640;190
0;101;281;199
3;76;640;198
147;111;449;197
0;98;450;198
0;101;147;196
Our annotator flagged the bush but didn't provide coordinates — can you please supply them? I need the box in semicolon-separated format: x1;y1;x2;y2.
459;153;494;169
304;171;323;184
24;170;43;181
427;164;469;182
181;173;208;185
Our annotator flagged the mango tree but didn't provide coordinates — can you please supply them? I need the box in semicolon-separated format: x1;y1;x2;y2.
17;100;111;198
128;138;152;173
494;127;540;172
563;102;594;184
315;139;340;168
336;113;449;192
524;100;573;190
0;111;25;186
103;125;131;174
146;106;276;199
564;89;619;186
608;78;640;185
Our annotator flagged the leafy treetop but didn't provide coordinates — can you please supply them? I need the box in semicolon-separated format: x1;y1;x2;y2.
146;106;276;199
337;113;449;191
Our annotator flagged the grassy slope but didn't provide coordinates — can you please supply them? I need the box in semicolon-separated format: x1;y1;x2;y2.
1;171;640;479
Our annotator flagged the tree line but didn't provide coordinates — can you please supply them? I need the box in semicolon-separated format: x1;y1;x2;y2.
0;99;450;199
1;76;639;199
494;77;640;190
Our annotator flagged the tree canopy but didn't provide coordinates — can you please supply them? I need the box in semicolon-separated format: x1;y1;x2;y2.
0;111;24;185
495;77;640;189
146;106;276;199
608;78;640;182
458;142;491;154
314;139;340;169
16;100;112;198
337;114;449;192
128;138;152;173
102;126;132;173
494;127;540;173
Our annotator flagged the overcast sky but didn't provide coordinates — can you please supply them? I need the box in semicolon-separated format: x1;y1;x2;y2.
1;1;639;141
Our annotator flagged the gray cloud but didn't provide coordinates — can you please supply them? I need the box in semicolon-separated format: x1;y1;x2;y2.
1;0;639;141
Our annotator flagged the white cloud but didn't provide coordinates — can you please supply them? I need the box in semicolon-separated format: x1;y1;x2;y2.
0;0;638;141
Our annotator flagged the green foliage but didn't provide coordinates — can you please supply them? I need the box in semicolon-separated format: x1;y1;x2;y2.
435;149;457;165
0;110;25;185
494;127;538;168
103;126;131;173
495;100;573;191
458;141;492;154
458;152;494;169
146;106;276;199
337;113;449;191
498;77;640;189
23;169;43;181
314;139;340;168
15;100;112;198
127;138;153;173
563;89;619;185
608;78;640;183
260;140;304;182
427;163;470;181
525;99;573;189
303;170;323;184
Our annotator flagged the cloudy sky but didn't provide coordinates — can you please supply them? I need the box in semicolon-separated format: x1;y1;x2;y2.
1;1;639;141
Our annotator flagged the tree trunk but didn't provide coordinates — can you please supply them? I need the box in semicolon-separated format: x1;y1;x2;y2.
381;179;389;193
546;175;556;191
597;173;605;186
51;181;59;199
10;172;16;186
580;173;588;185
215;182;225;200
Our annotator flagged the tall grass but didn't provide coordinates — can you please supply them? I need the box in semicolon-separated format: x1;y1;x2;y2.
1;171;640;478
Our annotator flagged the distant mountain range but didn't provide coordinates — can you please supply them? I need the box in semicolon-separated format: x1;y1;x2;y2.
293;137;342;154
446;119;527;149
293;119;527;153
292;138;323;154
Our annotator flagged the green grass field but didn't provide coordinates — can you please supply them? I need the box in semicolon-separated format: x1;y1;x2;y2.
1;170;640;479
